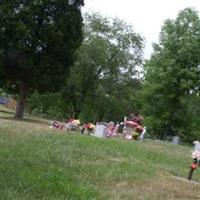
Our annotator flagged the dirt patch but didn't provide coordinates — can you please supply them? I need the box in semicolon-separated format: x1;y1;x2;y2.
171;175;200;185
102;175;200;200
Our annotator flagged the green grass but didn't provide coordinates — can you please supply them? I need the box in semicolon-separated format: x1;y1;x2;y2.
1;105;200;200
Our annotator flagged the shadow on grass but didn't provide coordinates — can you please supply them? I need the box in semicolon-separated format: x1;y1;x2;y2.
0;109;14;115
0;115;50;126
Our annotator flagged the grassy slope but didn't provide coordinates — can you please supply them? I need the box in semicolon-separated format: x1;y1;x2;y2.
1;105;200;200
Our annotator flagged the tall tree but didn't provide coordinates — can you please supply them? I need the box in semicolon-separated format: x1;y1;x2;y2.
0;0;84;119
64;12;144;121
141;8;200;141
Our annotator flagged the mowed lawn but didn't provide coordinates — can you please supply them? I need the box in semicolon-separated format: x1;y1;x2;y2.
1;105;200;200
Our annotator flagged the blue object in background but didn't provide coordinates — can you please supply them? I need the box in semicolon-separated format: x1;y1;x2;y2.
0;97;8;104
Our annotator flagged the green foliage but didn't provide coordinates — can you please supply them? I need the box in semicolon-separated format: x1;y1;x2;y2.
63;12;144;121
0;88;6;97
141;8;200;141
0;0;84;118
28;91;66;120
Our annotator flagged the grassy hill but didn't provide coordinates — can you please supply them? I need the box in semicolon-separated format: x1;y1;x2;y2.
1;105;200;200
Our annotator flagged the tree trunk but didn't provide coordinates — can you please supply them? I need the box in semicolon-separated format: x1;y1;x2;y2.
14;83;28;119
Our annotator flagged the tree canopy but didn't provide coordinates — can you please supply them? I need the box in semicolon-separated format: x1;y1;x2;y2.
0;0;84;119
28;12;144;122
141;8;200;141
20;7;200;143
63;12;144;121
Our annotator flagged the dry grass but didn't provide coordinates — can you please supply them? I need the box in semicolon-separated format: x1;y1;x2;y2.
101;172;200;200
